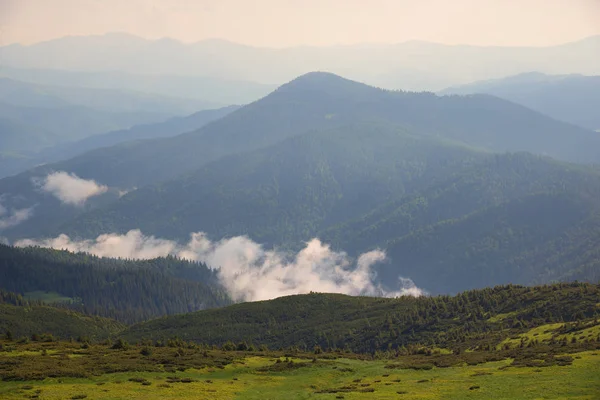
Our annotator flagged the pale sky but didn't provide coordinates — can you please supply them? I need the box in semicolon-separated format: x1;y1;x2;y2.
1;0;599;47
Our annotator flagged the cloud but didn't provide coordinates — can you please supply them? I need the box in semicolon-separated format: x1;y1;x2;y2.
35;171;108;206
0;201;34;230
15;229;423;301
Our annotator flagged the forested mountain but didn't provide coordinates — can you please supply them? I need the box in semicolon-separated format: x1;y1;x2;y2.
0;92;188;179
58;126;600;293
441;72;600;130
0;100;171;154
2;33;599;91
0;290;124;340
60;123;482;242
1;105;240;178
123;282;600;352
320;154;600;292
0;245;231;323
8;71;600;188
2;72;599;242
52;105;240;159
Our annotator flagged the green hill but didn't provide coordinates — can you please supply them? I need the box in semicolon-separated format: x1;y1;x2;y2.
123;282;600;352
0;291;123;340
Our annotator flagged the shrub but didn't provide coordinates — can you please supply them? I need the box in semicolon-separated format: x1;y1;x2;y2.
140;347;152;356
111;339;129;350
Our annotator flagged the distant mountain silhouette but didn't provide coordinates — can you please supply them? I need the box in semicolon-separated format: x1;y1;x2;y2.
2;34;599;90
441;72;600;130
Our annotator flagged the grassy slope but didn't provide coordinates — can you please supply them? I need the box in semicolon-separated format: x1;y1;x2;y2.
0;347;598;399
0;304;124;340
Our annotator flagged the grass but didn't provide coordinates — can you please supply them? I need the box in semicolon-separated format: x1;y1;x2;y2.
0;341;599;399
23;291;76;304
498;321;600;349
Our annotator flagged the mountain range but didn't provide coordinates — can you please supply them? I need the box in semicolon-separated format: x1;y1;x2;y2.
442;72;600;131
0;67;277;105
0;105;239;178
2;33;600;91
1;72;598;295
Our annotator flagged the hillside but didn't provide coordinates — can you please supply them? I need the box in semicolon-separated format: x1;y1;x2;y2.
60;123;483;242
0;99;172;154
2;105;240;177
53;125;600;294
0;77;219;115
0;291;123;340
319;153;600;292
123;282;600;352
50;105;240;160
441;72;600;130
0;245;231;323
2;72;599;242
0;97;177;179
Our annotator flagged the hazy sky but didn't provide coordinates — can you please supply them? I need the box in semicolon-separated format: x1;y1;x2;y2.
1;0;599;47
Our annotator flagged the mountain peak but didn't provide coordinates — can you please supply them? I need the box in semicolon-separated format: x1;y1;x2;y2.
275;72;377;98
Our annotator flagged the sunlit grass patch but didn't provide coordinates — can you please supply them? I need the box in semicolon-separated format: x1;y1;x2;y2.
23;291;76;304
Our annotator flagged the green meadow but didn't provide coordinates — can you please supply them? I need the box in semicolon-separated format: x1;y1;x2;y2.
1;340;598;399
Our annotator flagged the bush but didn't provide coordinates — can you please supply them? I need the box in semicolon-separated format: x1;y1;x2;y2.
111;338;130;350
140;347;152;356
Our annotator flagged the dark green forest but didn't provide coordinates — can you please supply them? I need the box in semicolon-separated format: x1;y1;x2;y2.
0;245;231;323
0;290;124;340
59;126;600;293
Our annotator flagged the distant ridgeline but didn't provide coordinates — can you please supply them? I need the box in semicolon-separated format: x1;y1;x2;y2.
0;244;231;324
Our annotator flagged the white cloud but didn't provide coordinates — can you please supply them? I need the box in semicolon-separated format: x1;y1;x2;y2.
15;229;423;301
0;201;34;230
35;171;108;206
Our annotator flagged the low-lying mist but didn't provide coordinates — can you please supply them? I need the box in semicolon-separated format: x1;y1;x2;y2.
15;229;423;302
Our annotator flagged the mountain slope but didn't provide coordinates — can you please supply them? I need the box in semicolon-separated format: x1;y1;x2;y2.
123;283;600;352
6;105;240;175
2;72;599;249
60;123;483;243
0;291;123;340
441;72;600;130
14;72;600;189
58;132;600;293
0;77;220;115
0;245;231;323
0;99;173;154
